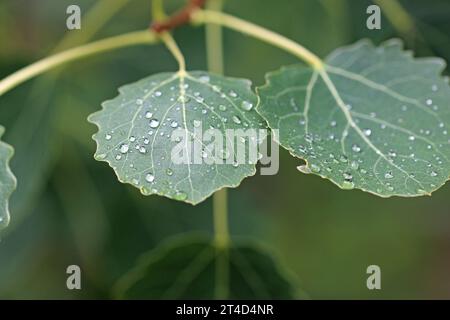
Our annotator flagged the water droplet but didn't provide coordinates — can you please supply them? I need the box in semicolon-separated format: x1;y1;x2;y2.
193;120;201;128
105;134;112;140
388;150;397;157
330;120;337;127
154;91;162;97
130;136;136;142
136;99;143;105
115;154;122;160
352;144;361;153
363;129;372;137
430;171;438;177
241;101;253;111
305;134;313;143
166;168;173;176
232;116;242;124
426;99;433;106
145;173;155;183
339;155;348;163
145;111;153;119
343;172;353;181
149;119;160;128
350;161;359;170
139;146;147;154
219;105;227;111
408;135;415;141
174;191;187;201
342;181;354;190
119;144;129;153
384;171;394;179
229;91;238;98
171;121;178;128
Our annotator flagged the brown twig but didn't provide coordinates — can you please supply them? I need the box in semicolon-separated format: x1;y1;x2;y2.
151;0;206;33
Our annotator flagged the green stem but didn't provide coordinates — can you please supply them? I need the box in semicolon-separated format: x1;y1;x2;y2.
160;32;187;73
206;0;229;300
373;0;414;36
0;30;158;97
213;189;229;248
192;9;324;70
206;0;229;250
152;0;167;21
56;0;132;51
205;0;225;74
212;189;229;299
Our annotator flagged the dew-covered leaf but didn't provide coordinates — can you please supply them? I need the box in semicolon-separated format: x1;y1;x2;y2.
115;234;301;299
257;39;450;197
0;126;16;229
89;71;265;205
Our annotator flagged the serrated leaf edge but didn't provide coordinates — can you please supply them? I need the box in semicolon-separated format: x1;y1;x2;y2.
0;126;17;229
88;71;262;205
256;38;450;197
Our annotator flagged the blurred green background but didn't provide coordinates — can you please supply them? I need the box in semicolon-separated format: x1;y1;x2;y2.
1;0;450;299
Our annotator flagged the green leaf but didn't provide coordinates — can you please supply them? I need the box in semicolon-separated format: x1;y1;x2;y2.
257;39;450;197
114;234;302;299
0;126;16;229
88;71;265;205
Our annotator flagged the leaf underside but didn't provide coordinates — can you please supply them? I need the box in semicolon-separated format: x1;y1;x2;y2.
115;235;299;299
257;39;450;197
89;71;265;205
0;126;16;229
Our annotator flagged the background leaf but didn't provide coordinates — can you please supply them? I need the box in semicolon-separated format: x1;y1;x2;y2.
115;234;302;299
0;126;16;229
257;39;450;197
89;71;266;204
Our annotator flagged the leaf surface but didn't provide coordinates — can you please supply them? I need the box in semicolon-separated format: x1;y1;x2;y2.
257;39;450;197
115;234;301;299
0;126;16;229
89;71;265;204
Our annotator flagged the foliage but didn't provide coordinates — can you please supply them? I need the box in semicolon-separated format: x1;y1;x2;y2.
1;0;450;299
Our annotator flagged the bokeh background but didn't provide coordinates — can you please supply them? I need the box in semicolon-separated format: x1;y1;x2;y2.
1;0;450;299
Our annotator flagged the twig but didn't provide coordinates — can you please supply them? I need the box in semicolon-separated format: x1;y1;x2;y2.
151;0;206;33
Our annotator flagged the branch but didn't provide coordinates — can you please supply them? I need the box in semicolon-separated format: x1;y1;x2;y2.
151;0;206;33
0;31;158;96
